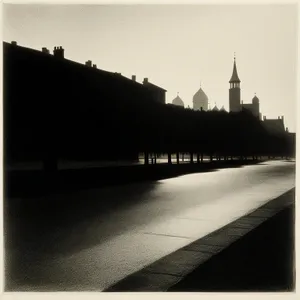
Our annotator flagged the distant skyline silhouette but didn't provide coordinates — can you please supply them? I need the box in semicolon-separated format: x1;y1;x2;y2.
3;4;297;131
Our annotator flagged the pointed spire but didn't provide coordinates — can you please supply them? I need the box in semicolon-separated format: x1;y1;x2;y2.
229;53;241;83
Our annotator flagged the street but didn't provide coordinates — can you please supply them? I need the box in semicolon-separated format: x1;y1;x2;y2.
4;160;295;291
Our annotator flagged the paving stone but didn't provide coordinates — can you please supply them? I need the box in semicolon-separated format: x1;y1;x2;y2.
144;250;212;277
183;243;224;254
196;232;240;247
235;216;268;226
229;221;258;230
105;271;180;292
105;190;295;292
249;209;278;218
221;226;253;237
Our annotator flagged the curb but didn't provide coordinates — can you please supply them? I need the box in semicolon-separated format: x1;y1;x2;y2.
104;188;295;292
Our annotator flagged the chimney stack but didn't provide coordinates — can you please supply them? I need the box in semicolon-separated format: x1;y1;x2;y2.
11;41;17;46
143;78;149;84
53;46;64;58
132;75;136;82
42;47;50;54
286;127;289;132
85;60;92;67
92;64;97;68
263;116;266;121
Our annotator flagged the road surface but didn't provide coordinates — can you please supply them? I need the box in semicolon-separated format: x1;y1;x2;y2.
5;160;295;291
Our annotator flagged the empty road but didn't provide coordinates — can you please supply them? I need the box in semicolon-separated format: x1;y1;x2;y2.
5;160;295;291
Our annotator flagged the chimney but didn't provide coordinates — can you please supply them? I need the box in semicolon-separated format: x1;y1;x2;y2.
53;46;64;58
11;41;17;46
281;116;284;122
263;116;266;121
85;60;92;67
42;47;50;54
286;127;289;132
143;78;149;84
278;116;280;119
92;64;97;68
132;75;136;82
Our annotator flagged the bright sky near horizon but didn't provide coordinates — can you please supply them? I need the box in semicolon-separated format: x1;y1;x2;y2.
3;4;298;132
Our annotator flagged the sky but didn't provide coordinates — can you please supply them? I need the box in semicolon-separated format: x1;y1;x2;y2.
3;4;298;132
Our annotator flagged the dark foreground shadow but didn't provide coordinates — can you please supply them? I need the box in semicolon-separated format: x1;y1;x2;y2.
168;190;295;292
5;159;263;199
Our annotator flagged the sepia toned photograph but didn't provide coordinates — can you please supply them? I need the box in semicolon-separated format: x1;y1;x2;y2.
2;3;297;293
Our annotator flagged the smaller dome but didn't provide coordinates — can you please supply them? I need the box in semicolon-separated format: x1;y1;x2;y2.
220;106;227;112
212;105;219;111
172;95;184;107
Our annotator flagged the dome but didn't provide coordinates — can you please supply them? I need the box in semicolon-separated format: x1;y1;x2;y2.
193;87;208;103
212;105;219;111
172;95;184;107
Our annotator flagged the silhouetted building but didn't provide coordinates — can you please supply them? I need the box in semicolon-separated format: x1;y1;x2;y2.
262;116;286;136
172;93;184;107
193;84;208;111
229;56;261;120
242;94;260;119
229;56;241;112
4;40;294;169
3;41;167;164
143;78;167;104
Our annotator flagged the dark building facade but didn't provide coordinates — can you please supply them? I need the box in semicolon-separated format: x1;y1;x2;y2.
143;78;166;104
3;41;166;165
262;116;286;136
4;41;295;171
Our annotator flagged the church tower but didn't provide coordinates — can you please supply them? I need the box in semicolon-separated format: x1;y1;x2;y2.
229;54;241;112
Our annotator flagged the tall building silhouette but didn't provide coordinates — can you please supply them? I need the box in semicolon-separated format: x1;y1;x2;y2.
193;83;208;111
3;41;167;163
229;55;241;112
229;55;261;120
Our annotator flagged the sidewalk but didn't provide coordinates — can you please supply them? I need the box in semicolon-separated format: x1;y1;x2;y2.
105;188;295;292
169;203;295;292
